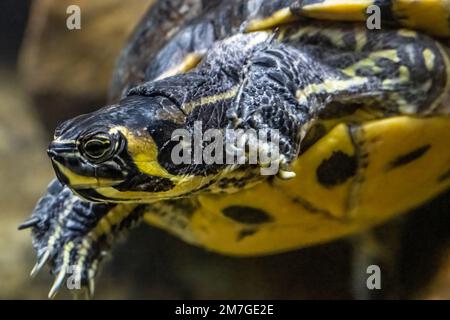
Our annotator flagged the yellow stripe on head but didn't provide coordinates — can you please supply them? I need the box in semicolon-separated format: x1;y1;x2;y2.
182;86;239;115
54;162;120;188
111;126;177;180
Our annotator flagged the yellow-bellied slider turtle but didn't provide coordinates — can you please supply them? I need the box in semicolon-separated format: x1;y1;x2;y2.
20;0;450;298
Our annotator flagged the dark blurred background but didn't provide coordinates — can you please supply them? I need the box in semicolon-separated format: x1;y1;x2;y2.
0;0;449;299
0;1;31;63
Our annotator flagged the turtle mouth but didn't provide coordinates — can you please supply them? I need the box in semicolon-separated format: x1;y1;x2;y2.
52;161;125;187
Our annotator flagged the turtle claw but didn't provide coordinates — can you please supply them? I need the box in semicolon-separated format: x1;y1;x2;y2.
24;179;143;298
46;240;99;299
21;179;113;298
30;249;51;278
48;268;67;299
18;217;41;230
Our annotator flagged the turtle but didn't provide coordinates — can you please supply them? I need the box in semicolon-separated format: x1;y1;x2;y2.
19;0;450;298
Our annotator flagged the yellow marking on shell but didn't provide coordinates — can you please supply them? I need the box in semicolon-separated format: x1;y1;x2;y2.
296;77;368;104
342;49;399;77
155;117;450;256
423;48;436;71
297;0;450;37
283;123;357;219
245;7;297;32
393;0;450;37
300;0;372;20
182;86;239;114
155;52;204;80
350;116;450;218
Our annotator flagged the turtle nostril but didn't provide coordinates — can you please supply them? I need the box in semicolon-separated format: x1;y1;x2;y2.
47;148;56;158
47;141;77;159
47;141;58;159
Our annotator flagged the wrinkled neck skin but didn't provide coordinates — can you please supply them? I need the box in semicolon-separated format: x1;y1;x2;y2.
128;32;311;174
52;32;321;203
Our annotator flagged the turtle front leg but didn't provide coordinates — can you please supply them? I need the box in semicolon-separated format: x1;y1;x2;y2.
19;179;145;298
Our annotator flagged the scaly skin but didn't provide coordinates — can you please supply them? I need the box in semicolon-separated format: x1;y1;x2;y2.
20;0;450;297
22;180;144;297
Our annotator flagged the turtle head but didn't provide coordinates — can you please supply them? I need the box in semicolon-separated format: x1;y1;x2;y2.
48;94;205;202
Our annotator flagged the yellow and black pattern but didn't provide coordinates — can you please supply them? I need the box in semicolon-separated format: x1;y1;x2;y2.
21;0;450;297
143;116;450;256
21;180;144;298
246;0;450;38
277;21;450;115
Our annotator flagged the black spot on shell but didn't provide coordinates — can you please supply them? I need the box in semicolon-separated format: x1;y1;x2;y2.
388;145;431;170
223;206;273;224
316;151;357;188
237;229;258;241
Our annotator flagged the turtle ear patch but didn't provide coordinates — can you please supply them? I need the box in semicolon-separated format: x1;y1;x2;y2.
222;206;273;224
387;144;431;170
316;151;357;188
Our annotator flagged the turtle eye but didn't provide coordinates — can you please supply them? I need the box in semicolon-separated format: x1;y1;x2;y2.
80;133;115;162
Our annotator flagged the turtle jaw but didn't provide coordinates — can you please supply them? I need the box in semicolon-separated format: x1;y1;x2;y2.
47;140;128;191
